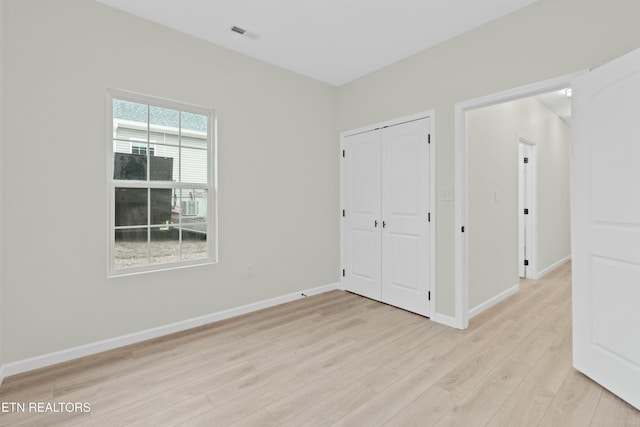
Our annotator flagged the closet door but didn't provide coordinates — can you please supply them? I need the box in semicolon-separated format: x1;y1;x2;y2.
342;129;382;301
381;118;431;316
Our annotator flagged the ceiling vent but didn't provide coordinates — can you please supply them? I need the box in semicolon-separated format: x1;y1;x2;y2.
230;26;259;40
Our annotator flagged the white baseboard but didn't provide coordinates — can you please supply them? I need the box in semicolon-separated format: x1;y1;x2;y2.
433;313;459;329
536;255;571;279
468;283;520;319
0;282;339;383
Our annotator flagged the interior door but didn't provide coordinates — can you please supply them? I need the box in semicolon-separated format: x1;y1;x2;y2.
518;141;533;279
381;118;431;316
341;129;382;301
572;48;640;409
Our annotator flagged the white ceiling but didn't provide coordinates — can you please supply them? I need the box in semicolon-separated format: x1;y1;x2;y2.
95;0;538;86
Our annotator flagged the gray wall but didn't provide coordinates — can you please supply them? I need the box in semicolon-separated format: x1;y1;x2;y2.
2;0;339;363
337;0;640;316
467;97;571;310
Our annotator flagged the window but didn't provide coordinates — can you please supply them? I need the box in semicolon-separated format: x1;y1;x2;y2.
131;141;155;156
109;90;216;275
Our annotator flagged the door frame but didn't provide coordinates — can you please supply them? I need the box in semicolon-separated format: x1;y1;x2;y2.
340;109;436;318
518;135;537;279
453;72;585;330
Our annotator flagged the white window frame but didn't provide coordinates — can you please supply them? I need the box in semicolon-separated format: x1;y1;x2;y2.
107;88;217;277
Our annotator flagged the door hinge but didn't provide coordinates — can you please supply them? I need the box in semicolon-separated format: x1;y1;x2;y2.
428;291;431;301
342;269;346;277
524;260;529;266
342;209;345;217
461;226;465;232
524;157;529;164
342;149;345;158
524;208;529;215
428;212;431;222
428;134;431;144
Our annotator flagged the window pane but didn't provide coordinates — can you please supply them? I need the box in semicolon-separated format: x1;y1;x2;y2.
181;111;208;149
150;227;179;265
149;144;178;181
181;147;208;184
180;188;207;261
182;228;207;261
113;152;147;180
115;188;148;226
114;228;148;269
181;135;208;149
149;155;172;181
180;189;208;224
113;99;148;140
150;105;179;132
114;140;132;155
150;130;179;147
150;188;175;226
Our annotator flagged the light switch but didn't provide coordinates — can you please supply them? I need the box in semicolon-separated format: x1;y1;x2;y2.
441;188;454;201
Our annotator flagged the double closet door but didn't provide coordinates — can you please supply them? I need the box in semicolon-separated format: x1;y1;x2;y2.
341;118;431;317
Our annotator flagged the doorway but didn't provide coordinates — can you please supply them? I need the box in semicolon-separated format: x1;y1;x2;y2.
518;136;536;279
454;72;582;329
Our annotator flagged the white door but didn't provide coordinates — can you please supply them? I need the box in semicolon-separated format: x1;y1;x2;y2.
342;129;382;301
572;48;640;410
381;118;431;316
518;140;534;279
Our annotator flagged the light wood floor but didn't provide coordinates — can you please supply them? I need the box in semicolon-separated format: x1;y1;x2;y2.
1;263;639;426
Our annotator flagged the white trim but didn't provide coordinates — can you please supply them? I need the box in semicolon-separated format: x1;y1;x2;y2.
108;88;213;116
454;103;469;330
536;255;571;279
340;109;436;317
429;115;437;317
433;313;459;329
468;283;519;319
454;70;587;330
0;282;339;380
340;111;433;138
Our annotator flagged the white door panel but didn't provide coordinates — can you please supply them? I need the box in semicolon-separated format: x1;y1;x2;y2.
572;48;640;409
350;230;376;280
591;257;640;363
381;119;431;316
342;130;381;301
351;143;377;215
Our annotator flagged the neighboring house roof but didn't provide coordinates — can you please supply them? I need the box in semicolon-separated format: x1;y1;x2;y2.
113;99;208;133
